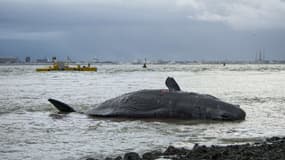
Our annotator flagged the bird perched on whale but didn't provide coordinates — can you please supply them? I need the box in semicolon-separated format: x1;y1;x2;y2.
48;77;246;121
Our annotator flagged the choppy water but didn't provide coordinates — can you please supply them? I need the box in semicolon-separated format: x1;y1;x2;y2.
1;64;285;160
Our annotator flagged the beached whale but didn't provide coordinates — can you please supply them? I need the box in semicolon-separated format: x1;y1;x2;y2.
48;77;246;121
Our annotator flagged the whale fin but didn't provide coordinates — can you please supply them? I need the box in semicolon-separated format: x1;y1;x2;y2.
165;77;181;91
48;98;76;113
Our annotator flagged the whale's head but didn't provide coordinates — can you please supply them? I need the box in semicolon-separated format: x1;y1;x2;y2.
196;94;246;121
204;101;246;121
173;93;246;121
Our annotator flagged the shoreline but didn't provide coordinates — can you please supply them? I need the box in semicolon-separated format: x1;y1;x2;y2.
84;137;285;160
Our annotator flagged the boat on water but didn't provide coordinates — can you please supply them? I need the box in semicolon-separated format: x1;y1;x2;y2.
36;62;97;72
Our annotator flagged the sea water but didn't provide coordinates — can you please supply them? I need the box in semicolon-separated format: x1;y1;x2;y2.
0;64;285;160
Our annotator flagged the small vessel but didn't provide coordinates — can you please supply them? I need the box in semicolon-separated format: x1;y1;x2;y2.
36;62;97;72
142;58;147;68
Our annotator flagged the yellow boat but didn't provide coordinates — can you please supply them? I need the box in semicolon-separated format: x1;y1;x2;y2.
36;62;97;72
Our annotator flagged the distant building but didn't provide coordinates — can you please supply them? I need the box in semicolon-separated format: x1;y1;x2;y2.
36;58;48;63
25;57;31;63
52;57;57;63
0;57;19;64
255;49;269;64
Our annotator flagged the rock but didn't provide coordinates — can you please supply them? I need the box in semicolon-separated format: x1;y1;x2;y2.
193;145;208;154
123;152;141;160
142;150;162;160
85;158;98;160
82;136;285;160
192;143;199;150
114;156;122;160
164;146;188;155
268;136;281;142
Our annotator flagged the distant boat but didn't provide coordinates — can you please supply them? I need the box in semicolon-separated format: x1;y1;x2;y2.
36;62;97;72
142;58;147;68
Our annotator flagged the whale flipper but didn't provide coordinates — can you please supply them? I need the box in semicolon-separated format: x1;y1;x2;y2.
48;98;76;113
166;77;181;91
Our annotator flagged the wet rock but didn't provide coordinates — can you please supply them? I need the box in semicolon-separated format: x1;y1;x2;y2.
160;137;285;160
114;156;122;160
164;146;188;155
192;143;199;150
84;136;285;160
142;150;162;160
164;146;176;155
268;136;281;142
85;158;98;160
123;152;141;160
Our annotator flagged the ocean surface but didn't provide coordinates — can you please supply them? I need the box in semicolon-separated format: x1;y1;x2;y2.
1;64;285;160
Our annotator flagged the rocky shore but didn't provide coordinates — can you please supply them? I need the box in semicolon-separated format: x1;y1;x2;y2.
84;137;285;160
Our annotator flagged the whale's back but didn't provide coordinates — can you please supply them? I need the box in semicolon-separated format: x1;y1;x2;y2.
86;90;171;118
85;89;217;118
85;89;245;120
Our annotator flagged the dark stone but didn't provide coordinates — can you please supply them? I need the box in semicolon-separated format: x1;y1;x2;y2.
86;158;97;160
164;137;285;160
82;136;285;160
123;152;141;160
164;146;189;156
194;145;208;154
211;152;222;160
142;150;162;160
164;146;178;155
192;143;199;150
114;156;122;160
269;136;281;142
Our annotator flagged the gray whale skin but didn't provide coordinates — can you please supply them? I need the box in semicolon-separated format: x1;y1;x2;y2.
48;78;246;121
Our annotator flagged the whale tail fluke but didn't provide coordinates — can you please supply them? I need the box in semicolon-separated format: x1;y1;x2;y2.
48;98;76;113
166;77;181;91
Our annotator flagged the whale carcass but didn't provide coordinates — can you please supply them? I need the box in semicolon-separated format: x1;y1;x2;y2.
49;77;246;121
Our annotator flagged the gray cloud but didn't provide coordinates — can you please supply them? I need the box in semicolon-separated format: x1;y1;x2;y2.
3;0;285;30
0;0;284;61
178;0;285;30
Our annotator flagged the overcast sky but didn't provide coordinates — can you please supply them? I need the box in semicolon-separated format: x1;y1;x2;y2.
0;0;285;61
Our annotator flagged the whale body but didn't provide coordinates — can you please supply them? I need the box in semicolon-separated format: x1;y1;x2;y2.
48;78;246;121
